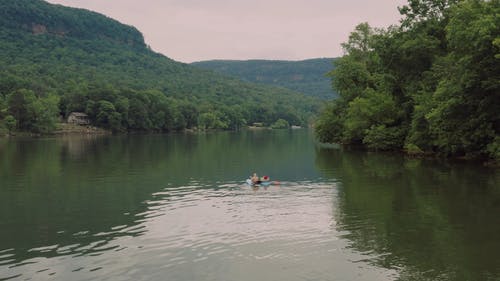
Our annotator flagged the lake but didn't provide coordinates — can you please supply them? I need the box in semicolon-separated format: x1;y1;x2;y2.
0;130;499;281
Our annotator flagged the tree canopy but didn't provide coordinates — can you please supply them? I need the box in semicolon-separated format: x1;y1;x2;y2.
191;58;338;100
315;0;499;160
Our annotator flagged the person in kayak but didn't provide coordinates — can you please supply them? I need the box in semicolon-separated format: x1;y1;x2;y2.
250;173;271;184
251;173;261;184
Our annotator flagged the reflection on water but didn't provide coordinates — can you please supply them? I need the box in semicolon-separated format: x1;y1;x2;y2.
0;130;498;280
316;147;500;281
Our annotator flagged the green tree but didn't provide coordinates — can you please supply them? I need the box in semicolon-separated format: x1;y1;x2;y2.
127;98;151;130
423;0;499;156
32;94;59;133
6;89;59;133
315;102;346;143
7;89;34;130
344;89;402;142
341;22;374;58
399;0;460;28
271;119;290;129
96;100;122;131
316;0;499;160
178;103;198;129
198;111;227;130
4;115;17;134
114;97;130;128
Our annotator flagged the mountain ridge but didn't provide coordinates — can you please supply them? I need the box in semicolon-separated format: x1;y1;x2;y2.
0;0;145;46
0;0;320;134
191;58;338;99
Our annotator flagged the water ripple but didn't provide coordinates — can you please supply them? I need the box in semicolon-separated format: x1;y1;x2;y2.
0;180;400;281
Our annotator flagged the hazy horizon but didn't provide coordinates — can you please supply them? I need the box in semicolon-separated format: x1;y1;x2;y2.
46;0;407;63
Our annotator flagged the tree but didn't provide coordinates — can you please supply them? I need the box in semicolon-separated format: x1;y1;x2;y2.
315;102;346;143
127;98;151;130
316;0;499;160
422;0;500;156
344;89;402;142
7;89;33;130
178;103;198;129
398;0;461;28
197;111;228;130
32;94;59;133
96;100;121;131
4;115;16;133
271;119;290;129
6;89;59;133
341;22;375;58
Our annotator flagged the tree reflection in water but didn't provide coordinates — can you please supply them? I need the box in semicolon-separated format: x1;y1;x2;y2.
315;146;500;281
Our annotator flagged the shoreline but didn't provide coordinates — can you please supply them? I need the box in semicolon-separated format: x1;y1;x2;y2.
52;123;111;135
0;123;111;138
316;142;498;167
2;126;496;166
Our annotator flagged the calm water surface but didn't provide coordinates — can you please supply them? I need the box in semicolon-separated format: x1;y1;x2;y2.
0;130;499;281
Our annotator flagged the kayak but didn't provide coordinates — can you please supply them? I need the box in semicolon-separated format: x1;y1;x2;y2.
245;179;272;186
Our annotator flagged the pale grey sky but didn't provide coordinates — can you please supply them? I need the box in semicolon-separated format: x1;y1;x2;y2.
46;0;407;63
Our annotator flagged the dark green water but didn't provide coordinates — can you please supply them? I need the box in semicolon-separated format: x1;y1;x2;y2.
0;130;499;281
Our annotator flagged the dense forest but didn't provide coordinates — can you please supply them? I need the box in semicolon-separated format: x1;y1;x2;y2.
0;0;320;135
191;58;338;99
315;0;499;160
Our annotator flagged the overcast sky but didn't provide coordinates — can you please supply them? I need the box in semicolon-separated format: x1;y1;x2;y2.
46;0;407;63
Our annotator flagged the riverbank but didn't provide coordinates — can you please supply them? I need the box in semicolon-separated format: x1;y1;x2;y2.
1;123;307;137
3;125;496;166
317;142;499;167
53;123;111;135
0;123;111;137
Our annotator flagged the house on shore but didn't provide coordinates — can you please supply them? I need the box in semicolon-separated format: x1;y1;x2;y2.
67;112;90;125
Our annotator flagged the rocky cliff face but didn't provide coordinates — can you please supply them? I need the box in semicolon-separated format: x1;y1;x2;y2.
31;24;47;35
0;0;146;47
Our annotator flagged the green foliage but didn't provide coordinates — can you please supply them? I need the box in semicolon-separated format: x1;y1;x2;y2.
405;143;425;155
0;0;146;47
486;136;500;160
191;58;338;99
0;0;321;134
4;115;16;133
7;89;34;130
271;119;290;129
398;0;460;28
330;56;371;102
314;102;346;143
341;22;374;57
32;93;59;133
5;89;59;133
316;0;499;160
198;111;227;130
363;125;405;150
96;100;120;130
344;89;402;142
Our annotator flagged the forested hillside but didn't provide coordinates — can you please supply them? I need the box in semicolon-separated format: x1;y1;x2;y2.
191;58;338;99
0;0;320;134
315;0;499;160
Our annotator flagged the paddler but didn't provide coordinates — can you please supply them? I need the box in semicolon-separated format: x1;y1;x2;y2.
251;172;261;184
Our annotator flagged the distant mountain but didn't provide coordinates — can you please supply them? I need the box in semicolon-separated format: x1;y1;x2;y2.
0;0;320;133
191;58;338;99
